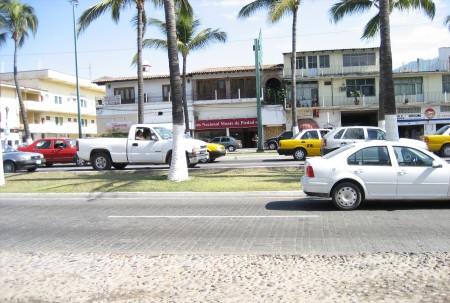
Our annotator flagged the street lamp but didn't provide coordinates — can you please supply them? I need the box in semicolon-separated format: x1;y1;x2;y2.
69;0;82;138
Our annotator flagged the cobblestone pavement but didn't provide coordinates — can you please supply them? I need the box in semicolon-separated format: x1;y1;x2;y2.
1;251;449;302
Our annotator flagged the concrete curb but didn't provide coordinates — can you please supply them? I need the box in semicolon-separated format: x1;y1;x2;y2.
0;191;306;199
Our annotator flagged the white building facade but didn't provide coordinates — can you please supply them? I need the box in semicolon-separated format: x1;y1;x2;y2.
0;69;105;144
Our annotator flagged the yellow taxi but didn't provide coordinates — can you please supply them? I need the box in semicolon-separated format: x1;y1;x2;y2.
277;129;330;160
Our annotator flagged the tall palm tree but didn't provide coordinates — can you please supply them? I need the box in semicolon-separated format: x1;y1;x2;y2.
329;0;435;134
77;0;191;125
238;0;301;135
0;0;38;143
163;0;188;181
142;12;227;133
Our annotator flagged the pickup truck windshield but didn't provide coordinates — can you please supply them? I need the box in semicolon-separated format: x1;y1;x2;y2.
154;127;173;140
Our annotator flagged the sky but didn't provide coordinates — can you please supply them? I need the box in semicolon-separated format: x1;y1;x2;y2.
0;0;448;81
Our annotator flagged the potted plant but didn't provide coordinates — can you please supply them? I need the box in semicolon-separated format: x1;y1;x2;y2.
350;89;361;105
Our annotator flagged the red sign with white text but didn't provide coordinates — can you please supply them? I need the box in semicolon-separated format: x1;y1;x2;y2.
195;118;258;130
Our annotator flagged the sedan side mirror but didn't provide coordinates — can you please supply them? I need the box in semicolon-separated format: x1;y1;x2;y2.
432;161;443;168
151;134;158;141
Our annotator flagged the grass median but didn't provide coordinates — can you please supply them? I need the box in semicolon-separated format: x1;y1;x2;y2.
0;167;303;193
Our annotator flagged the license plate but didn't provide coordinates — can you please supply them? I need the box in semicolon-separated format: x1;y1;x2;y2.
36;160;41;164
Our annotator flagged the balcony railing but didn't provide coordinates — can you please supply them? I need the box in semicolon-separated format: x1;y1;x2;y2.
28;122;97;135
283;65;379;79
285;91;450;108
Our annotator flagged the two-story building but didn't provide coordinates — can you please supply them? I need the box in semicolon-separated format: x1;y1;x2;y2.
283;47;450;139
94;64;285;147
0;69;104;144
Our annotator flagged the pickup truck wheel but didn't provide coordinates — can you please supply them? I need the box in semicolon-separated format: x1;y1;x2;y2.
293;148;306;161
112;163;128;170
91;152;112;171
440;144;450;157
268;141;278;150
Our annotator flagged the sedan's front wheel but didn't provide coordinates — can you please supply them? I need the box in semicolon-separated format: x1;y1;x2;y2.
440;144;450;157
293;148;306;161
332;182;362;210
227;145;236;152
3;161;16;173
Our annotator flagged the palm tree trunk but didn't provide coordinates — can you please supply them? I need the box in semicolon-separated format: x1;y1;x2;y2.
379;0;398;140
137;0;145;124
182;54;190;134
164;0;188;181
14;38;31;143
290;5;299;135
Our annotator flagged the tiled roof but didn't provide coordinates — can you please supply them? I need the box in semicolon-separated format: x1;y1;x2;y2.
93;64;283;84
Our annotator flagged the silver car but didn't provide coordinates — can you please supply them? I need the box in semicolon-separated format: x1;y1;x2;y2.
2;143;46;173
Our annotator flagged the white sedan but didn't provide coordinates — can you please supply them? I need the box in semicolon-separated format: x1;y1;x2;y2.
302;141;450;210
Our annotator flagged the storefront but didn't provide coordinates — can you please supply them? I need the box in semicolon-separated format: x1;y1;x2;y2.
194;118;258;148
397;106;450;139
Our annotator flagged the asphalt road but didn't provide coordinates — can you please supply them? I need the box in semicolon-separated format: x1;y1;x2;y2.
1;193;449;255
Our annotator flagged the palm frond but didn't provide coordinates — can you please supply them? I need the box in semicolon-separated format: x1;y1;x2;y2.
394;0;435;19
444;14;450;31
188;29;227;52
237;0;275;19
329;0;373;23
361;13;380;40
269;0;297;23
148;17;167;34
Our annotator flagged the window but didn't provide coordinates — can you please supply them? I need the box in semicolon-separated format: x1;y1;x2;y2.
443;75;450;93
114;87;135;104
308;56;317;68
343;53;376;67
36;140;52;149
319;55;330;68
80;99;87;107
54;96;62;104
334;129;345;139
230;78;255;99
301;130;319;139
393;146;433;167
296;56;306;69
196;79;226;100
343;128;364;140
55;117;63;126
68;118;72;122
347;146;391;166
162;85;171;101
394;77;423;95
367;129;386;140
346;79;376;96
46;116;51;121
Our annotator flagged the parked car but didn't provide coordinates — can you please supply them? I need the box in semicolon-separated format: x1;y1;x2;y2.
422;125;450;157
2;143;46;173
201;142;226;163
321;126;426;155
302;140;449;210
278;129;331;160
264;131;293;150
210;136;242;152
18;138;85;167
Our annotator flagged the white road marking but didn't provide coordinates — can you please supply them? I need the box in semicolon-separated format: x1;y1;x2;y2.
108;215;319;219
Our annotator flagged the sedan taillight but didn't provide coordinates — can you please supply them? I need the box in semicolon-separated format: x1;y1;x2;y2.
306;165;315;178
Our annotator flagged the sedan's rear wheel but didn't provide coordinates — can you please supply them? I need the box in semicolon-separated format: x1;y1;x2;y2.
3;161;16;173
75;155;86;167
293;148;306;161
227;145;236;152
332;182;362;210
440;144;450;157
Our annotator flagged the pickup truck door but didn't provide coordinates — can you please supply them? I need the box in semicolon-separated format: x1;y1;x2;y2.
128;138;166;163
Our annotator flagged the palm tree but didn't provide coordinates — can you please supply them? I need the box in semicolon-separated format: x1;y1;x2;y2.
444;14;450;30
77;0;191;125
329;0;435;136
142;12;227;133
238;0;301;135
163;0;188;181
0;0;38;143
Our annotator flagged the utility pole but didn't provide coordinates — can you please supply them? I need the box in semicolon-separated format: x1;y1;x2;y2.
254;30;263;152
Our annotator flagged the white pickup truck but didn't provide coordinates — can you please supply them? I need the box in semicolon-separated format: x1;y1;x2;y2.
76;124;208;170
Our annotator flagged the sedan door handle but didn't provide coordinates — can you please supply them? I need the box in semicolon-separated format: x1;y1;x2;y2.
399;170;407;175
132;143;138;146
354;169;364;174
340;142;347;146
